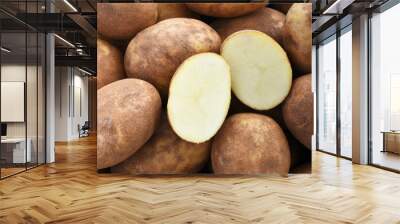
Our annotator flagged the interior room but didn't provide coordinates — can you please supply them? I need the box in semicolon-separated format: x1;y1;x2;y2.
314;0;400;171
0;12;46;178
0;0;400;223
0;0;96;179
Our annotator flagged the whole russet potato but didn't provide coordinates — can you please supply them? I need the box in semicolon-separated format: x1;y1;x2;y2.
157;3;200;21
282;74;313;149
97;3;158;40
124;18;221;97
97;79;161;169
211;8;285;45
283;3;312;74
97;38;125;89
186;3;266;18
211;113;291;175
112;113;211;174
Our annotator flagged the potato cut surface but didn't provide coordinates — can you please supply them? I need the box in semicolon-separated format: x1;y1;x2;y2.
221;30;292;110
167;53;231;143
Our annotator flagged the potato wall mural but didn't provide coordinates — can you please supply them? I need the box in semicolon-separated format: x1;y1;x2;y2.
97;2;312;175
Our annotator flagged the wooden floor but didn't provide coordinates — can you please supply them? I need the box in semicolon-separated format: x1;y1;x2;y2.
1;163;45;178
372;150;400;171
1;136;400;223
1;167;26;178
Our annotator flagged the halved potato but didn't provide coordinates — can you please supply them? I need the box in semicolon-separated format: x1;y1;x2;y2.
221;30;292;110
167;53;231;143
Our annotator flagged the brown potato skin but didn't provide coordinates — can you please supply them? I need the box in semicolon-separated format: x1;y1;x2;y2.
282;74;313;149
112;113;211;174
97;39;125;89
270;3;293;14
229;98;311;173
211;8;285;45
124;18;221;98
283;3;312;74
186;3;266;18
157;3;200;21
97;79;161;169
97;3;158;40
211;113;290;175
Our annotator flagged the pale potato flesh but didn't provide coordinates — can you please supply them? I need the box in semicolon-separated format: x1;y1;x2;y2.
221;30;292;110
167;53;231;143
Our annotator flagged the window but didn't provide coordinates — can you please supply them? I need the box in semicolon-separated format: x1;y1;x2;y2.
339;27;352;158
370;2;400;171
0;1;47;179
317;35;337;154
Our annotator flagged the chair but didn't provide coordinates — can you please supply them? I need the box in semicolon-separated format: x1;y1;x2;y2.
79;121;90;138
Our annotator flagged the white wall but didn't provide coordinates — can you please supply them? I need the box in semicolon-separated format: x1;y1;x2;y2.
1;65;27;139
1;64;39;137
1;82;25;122
55;66;70;141
54;67;89;141
72;73;89;138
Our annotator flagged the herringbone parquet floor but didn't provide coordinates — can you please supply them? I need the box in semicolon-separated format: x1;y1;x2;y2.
1;135;400;224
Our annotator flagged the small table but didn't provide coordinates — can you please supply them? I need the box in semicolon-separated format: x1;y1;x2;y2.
381;131;400;154
1;138;32;164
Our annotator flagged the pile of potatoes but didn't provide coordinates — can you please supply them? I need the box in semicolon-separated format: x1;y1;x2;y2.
97;3;313;176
